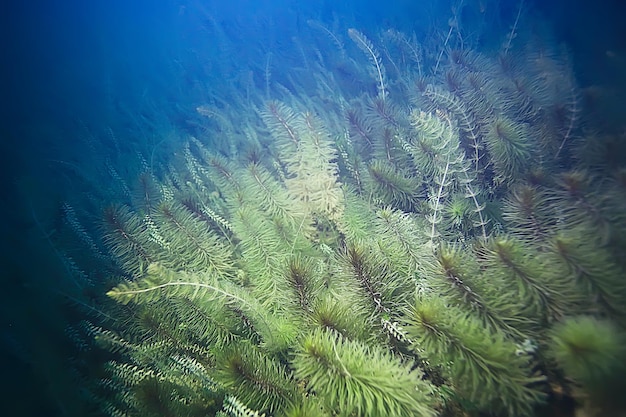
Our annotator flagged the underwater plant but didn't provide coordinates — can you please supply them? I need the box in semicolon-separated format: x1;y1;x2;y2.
48;3;626;417
549;316;626;414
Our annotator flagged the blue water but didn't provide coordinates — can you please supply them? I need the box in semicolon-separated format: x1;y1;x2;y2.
3;0;626;416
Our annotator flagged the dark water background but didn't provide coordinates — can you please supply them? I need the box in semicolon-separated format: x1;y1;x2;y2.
1;0;625;415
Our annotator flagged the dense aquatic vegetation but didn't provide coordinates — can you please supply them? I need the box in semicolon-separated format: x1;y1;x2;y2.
39;1;626;416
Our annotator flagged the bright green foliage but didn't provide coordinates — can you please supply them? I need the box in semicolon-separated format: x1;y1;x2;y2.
280;397;330;417
106;263;295;352
421;86;482;174
364;159;422;210
222;396;268;417
405;297;547;417
153;200;236;275
334;242;414;319
282;111;344;220
293;328;436;417
407;109;468;183
406;109;487;242
336;190;378;246
307;293;375;343
372;206;427;276
477;235;577;325
424;244;532;338
442;192;478;239
484;117;533;184
239;162;304;227
166;297;244;350
283;255;324;313
261;102;344;221
214;341;299;413
230;204;298;306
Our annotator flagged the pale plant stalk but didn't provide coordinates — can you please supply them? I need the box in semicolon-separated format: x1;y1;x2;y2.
504;0;524;55
431;158;450;245
434;25;453;74
555;86;579;158
465;182;487;240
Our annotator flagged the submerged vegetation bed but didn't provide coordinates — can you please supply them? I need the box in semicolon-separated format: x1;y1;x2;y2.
50;2;626;416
